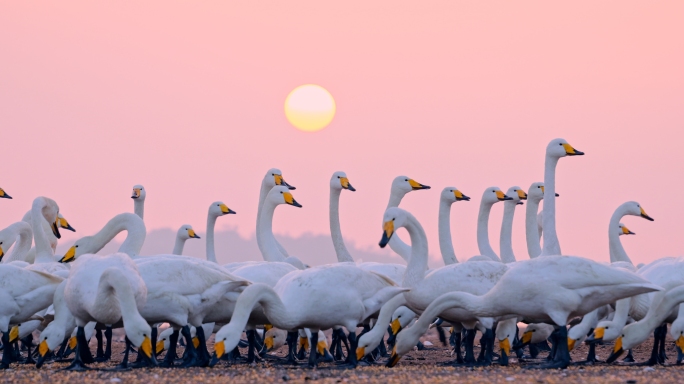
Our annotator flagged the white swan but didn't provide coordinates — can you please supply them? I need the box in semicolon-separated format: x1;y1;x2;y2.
60;213;146;262
475;186;512;262
525;182;552;259
172;224;200;255
206;202;236;263
609;201;654;264
438;187;471;265
385;176;431;262
257;186;306;269
356;207;509;365
21;211;76;263
389;256;660;368
0;222;33;265
539;138;584;256
131;184;146;219
499;186;527;264
0;264;63;368
25;197;67;274
256;169;296;258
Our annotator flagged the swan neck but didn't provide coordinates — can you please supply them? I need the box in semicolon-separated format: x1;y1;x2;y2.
438;200;458;265
255;182;270;255
402;214;429;288
525;198;542;258
608;205;632;264
476;201;500;261
134;200;144;220
206;211;218;263
98;268;144;326
235;284;295;331
172;236;186;255
330;188;354;262
541;155;561;256
258;201;286;262
88;214;146;258
31;198;55;263
4;223;33;263
499;202;517;263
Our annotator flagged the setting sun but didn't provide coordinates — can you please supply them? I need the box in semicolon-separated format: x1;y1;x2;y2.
284;84;336;132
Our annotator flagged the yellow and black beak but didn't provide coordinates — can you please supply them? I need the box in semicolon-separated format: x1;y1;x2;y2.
454;190;470;201
214;340;225;359
586;327;604;343
156;339;165;354
0;188;11;199
188;229;201;239
499;338;510;366
567;337;576;352
59;246;77;263
219;204;237;215
275;174;296;190
356;347;366;360
283;192;303;208
387;347;401;367
520;330;533;346
36;339;50;368
131;188;141;199
379;220;395;248
605;336;624;363
621;226;635;235
676;335;684;352
517;189;528;200
390;318;402;335
408;179;430;190
0;245;4;262
495;190;513;201
264;336;274;351
640;207;654;222
51;221;61;239
9;326;19;343
140;336;153;358
562;143;584;156
340;177;356;192
58;216;76;232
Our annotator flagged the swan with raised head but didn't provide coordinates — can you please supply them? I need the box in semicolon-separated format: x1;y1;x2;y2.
475;187;513;262
172;225;200;255
131;184;146;219
499;186;527;264
608;201;654;264
256;169;296;258
206;202;236;263
438;187;471;265
384;176;430;262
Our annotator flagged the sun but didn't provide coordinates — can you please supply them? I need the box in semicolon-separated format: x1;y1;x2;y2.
284;84;336;132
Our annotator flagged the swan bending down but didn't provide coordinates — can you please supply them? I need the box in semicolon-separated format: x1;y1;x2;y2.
356;207;509;366
389;256;660;368
499;186;527;264
540;139;584;257
210;264;408;368
385;176;431;262
172;225;200;255
0;264;63;368
60;213;146;262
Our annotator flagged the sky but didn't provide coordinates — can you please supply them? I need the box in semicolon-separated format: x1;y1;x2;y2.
2;1;683;268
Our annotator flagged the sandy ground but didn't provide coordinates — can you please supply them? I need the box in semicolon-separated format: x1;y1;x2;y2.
2;327;684;383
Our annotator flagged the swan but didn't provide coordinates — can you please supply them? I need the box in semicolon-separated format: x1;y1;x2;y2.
257;186;306;269
356;207;509;366
256;169;296;259
499;186;527;264
206;202;236;263
0;222;32;265
0;187;11;199
475;187;513;262
539;138;584;256
210;264;408;368
525;182;556;259
388;255;660;368
21;211;76;263
609;201;654;264
25;197;67;274
59;213;146;262
438;187;471;265
0;264;64;369
131;184;146;219
384;176;431;262
172;224;200;255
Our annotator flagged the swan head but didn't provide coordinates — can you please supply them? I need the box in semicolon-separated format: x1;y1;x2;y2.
56;213;76;232
209;201;237;218
670;317;684;353
177;224;201;240
0;187;11;199
527;182;551;203
387;315;424;367
617;223;635;236
389;306;417;337
440;187;470;204
36;320;68;368
267;185;303;208
264;328;288;351
123;317;154;361
379;207;411;248
34;197;61;239
481;186;512;205
586;320;621;344
496;318;518;365
131;184;146;200
620;201;655;222
264;168;296;190
156;327;174;354
331;171;356;192
391;176;430;196
546;138;584;158
505;186;527;205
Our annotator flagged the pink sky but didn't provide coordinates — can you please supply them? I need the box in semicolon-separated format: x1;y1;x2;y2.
2;1;683;267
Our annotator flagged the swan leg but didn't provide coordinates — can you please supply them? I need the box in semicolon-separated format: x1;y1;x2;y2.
160;329;180;368
194;326;211;366
526;326;571;369
573;342;600;365
622;349;635;363
20;334;36;364
55;337;69;359
677;346;684;365
62;327;93;371
179;325;201;367
462;329;477;365
286;331;299;365
452;329;464;364
629;325;663;366
337;331;358;368
245;330;263;364
95;329;104;360
436;326;447;346
0;331;11;369
657;324;668;364
112;337;132;370
377;337;388;357
307;331;319;368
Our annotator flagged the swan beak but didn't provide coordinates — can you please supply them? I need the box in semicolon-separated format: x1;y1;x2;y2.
156;340;165;354
340;177;356;192
676;335;684;351
60;246;77;263
39;339;49;357
454;190;470;201
621;226;635;235
51;221;61;239
264;324;273;331
140;336;153;358
9;326;19;343
516;201;524;205
605;336;624;363
188;229;201;239
283;192;303;208
219;204;236;215
390;318;402;335
555;193;560;197
356;347;365;360
58;216;76;232
317;341;327;356
192;336;200;349
562;143;584;156
495;190;512;201
499;337;511;356
587;327;604;343
408;179;430;190
0;245;4;262
214;340;225;359
567;337;576;352
68;335;77;350
517;190;528;200
379;220;395;248
640;207;654;221
274;174;296;190
520;330;533;346
131;188;141;198
387;346;401;368
0;188;11;199
264;336;274;351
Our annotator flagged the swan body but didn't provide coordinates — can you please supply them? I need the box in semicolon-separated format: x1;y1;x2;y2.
172;225;200;255
0;265;63;333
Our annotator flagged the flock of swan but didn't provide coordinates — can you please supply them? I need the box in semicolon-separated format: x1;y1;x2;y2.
0;137;681;372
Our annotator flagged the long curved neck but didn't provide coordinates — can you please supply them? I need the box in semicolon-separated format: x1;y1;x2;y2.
438;200;458;265
97;268;146;327
31;198;55;264
134;199;144;220
258;184;289;258
386;190;412;262
412;291;494;334
226;284;296;337
258;201;286;262
541;155;561;256
609;205;632;264
172;236;186;256
330;188;354;262
206;212;218;262
401;213;429;288
88;214;146;258
610;298;632;329
525;198;543;258
499;201;517;264
4;222;33;263
477;201;500;261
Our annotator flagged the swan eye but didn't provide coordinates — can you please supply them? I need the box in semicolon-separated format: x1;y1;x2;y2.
280;191;283;194
75;245;79;248
0;242;2;245
338;176;341;179
404;179;408;182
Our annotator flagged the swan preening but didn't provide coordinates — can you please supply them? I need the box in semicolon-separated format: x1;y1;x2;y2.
0;138;673;373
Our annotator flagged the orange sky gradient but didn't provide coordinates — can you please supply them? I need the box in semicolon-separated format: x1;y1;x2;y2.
1;1;683;267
